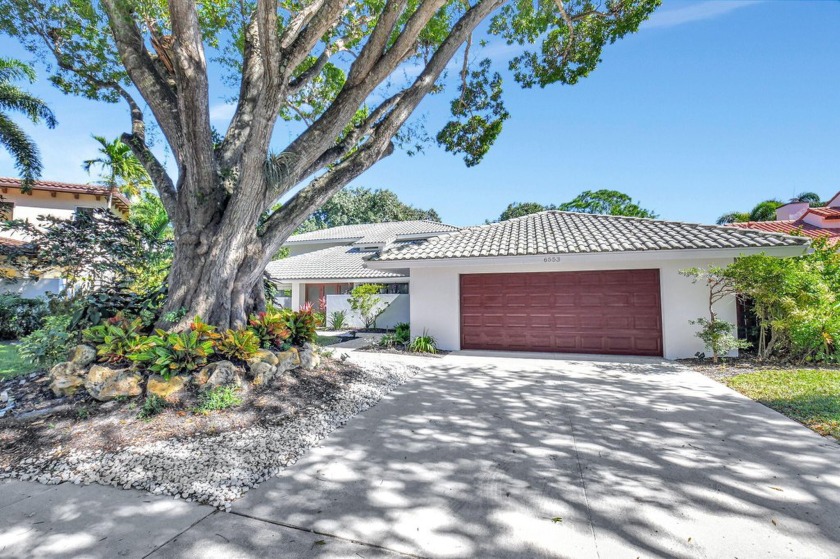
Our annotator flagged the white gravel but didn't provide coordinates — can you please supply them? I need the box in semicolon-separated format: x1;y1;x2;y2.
0;354;420;510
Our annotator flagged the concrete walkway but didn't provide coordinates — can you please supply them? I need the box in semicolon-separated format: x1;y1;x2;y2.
3;352;840;558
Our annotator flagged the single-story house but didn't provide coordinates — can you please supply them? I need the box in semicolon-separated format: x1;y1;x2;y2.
361;211;809;359
266;220;460;327
728;191;840;246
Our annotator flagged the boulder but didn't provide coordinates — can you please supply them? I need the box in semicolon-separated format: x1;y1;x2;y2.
276;348;301;372
246;349;279;367
85;365;142;401
299;347;321;371
69;344;97;368
198;360;246;391
147;375;188;401
249;362;276;386
49;362;85;397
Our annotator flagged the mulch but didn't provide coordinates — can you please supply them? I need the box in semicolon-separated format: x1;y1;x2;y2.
0;357;364;471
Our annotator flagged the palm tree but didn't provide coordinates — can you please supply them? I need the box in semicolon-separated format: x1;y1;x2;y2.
716;211;751;225
791;192;823;207
717;199;783;225
0;58;56;188
83;135;151;199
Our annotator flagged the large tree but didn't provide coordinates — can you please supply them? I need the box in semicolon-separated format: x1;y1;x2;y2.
299;185;440;231
494;189;656;221
0;0;660;329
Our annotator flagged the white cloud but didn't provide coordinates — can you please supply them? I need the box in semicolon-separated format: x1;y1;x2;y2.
209;102;236;122
644;0;762;29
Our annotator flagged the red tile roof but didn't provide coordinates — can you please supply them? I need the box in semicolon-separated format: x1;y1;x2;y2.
729;220;840;245
0;177;130;213
806;207;840;219
0;236;26;248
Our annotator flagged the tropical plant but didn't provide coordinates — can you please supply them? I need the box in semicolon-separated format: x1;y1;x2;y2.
217;328;261;361
128;329;214;379
18;314;72;368
0;57;56;187
248;311;291;348
83;315;148;363
792;192;823;206
716;199;783;225
556;189;657;218
285;308;318;346
0;293;48;340
0;0;660;330
394;322;411;344
378;333;399;348
349;284;386;329
189;316;221;343
409;331;438;354
328;310;347;330
83;135;152;198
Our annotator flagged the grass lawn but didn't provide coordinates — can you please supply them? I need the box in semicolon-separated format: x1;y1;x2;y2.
726;369;840;441
0;342;37;381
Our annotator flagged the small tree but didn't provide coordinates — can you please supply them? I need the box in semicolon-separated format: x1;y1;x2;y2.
348;284;386;329
681;267;749;363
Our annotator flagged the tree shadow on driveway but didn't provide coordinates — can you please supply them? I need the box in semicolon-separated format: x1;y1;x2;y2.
225;351;840;558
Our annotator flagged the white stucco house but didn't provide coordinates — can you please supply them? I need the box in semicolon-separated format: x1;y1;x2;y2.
0;177;131;298
266;220;461;328
272;211;809;359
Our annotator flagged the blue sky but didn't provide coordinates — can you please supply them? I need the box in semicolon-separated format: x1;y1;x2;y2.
0;0;838;226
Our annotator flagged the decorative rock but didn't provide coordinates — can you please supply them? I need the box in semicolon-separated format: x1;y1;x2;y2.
85;365;142;401
49;362;85;397
0;390;8;403
276;348;301;372
69;344;97;369
299;348;321;371
146;375;188;401
246;349;279;367
249;362;276;386
199;360;246;391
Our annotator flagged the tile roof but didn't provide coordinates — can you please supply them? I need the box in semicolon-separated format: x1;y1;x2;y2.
371;211;810;262
729;220;840;245
806;207;840;219
266;245;406;281
286;220;460;245
0;236;26;248
0;177;131;213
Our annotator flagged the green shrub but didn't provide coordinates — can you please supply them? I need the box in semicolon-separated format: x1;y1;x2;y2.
409;331;438;354
348;284;386;329
690;317;750;363
0;294;48;340
378;333;399;348
217;329;261;361
189;316;221;343
83;315;148;363
328;310;347;330
128;329;214;379
248;311;291;348
194;385;242;413
394;322;410;344
18;315;73;368
138;394;167;420
285;308;317;346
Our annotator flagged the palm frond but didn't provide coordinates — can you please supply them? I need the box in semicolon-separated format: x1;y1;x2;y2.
264;151;301;191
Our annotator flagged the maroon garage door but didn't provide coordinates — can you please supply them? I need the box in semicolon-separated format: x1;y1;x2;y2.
460;269;663;356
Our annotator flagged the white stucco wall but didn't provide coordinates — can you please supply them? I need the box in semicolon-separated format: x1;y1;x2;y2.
406;255;739;360
0;278;64;299
326;293;409;329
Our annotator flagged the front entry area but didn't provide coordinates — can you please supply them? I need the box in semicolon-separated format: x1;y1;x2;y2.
459;269;663;356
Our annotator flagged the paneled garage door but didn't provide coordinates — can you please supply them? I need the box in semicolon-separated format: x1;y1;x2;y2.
460;269;663;356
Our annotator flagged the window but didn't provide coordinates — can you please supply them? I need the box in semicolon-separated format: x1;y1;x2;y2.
0;202;12;221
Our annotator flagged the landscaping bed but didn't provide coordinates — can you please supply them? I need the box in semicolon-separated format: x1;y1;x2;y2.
0;352;420;509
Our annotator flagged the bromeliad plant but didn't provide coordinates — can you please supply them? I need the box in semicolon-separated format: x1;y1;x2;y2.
128;329;214;379
83;315;148;363
216;328;261;361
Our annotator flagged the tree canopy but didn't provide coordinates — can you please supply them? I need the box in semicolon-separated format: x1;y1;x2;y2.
494;189;656;221
0;0;662;328
298;186;440;231
717;199;783;225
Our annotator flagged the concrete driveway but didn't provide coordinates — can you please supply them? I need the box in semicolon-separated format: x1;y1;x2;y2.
3;352;840;558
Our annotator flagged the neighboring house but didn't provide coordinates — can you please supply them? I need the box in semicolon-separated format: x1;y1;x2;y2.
363;211;808;359
0;177;131;298
266;221;460;328
728;191;840;246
